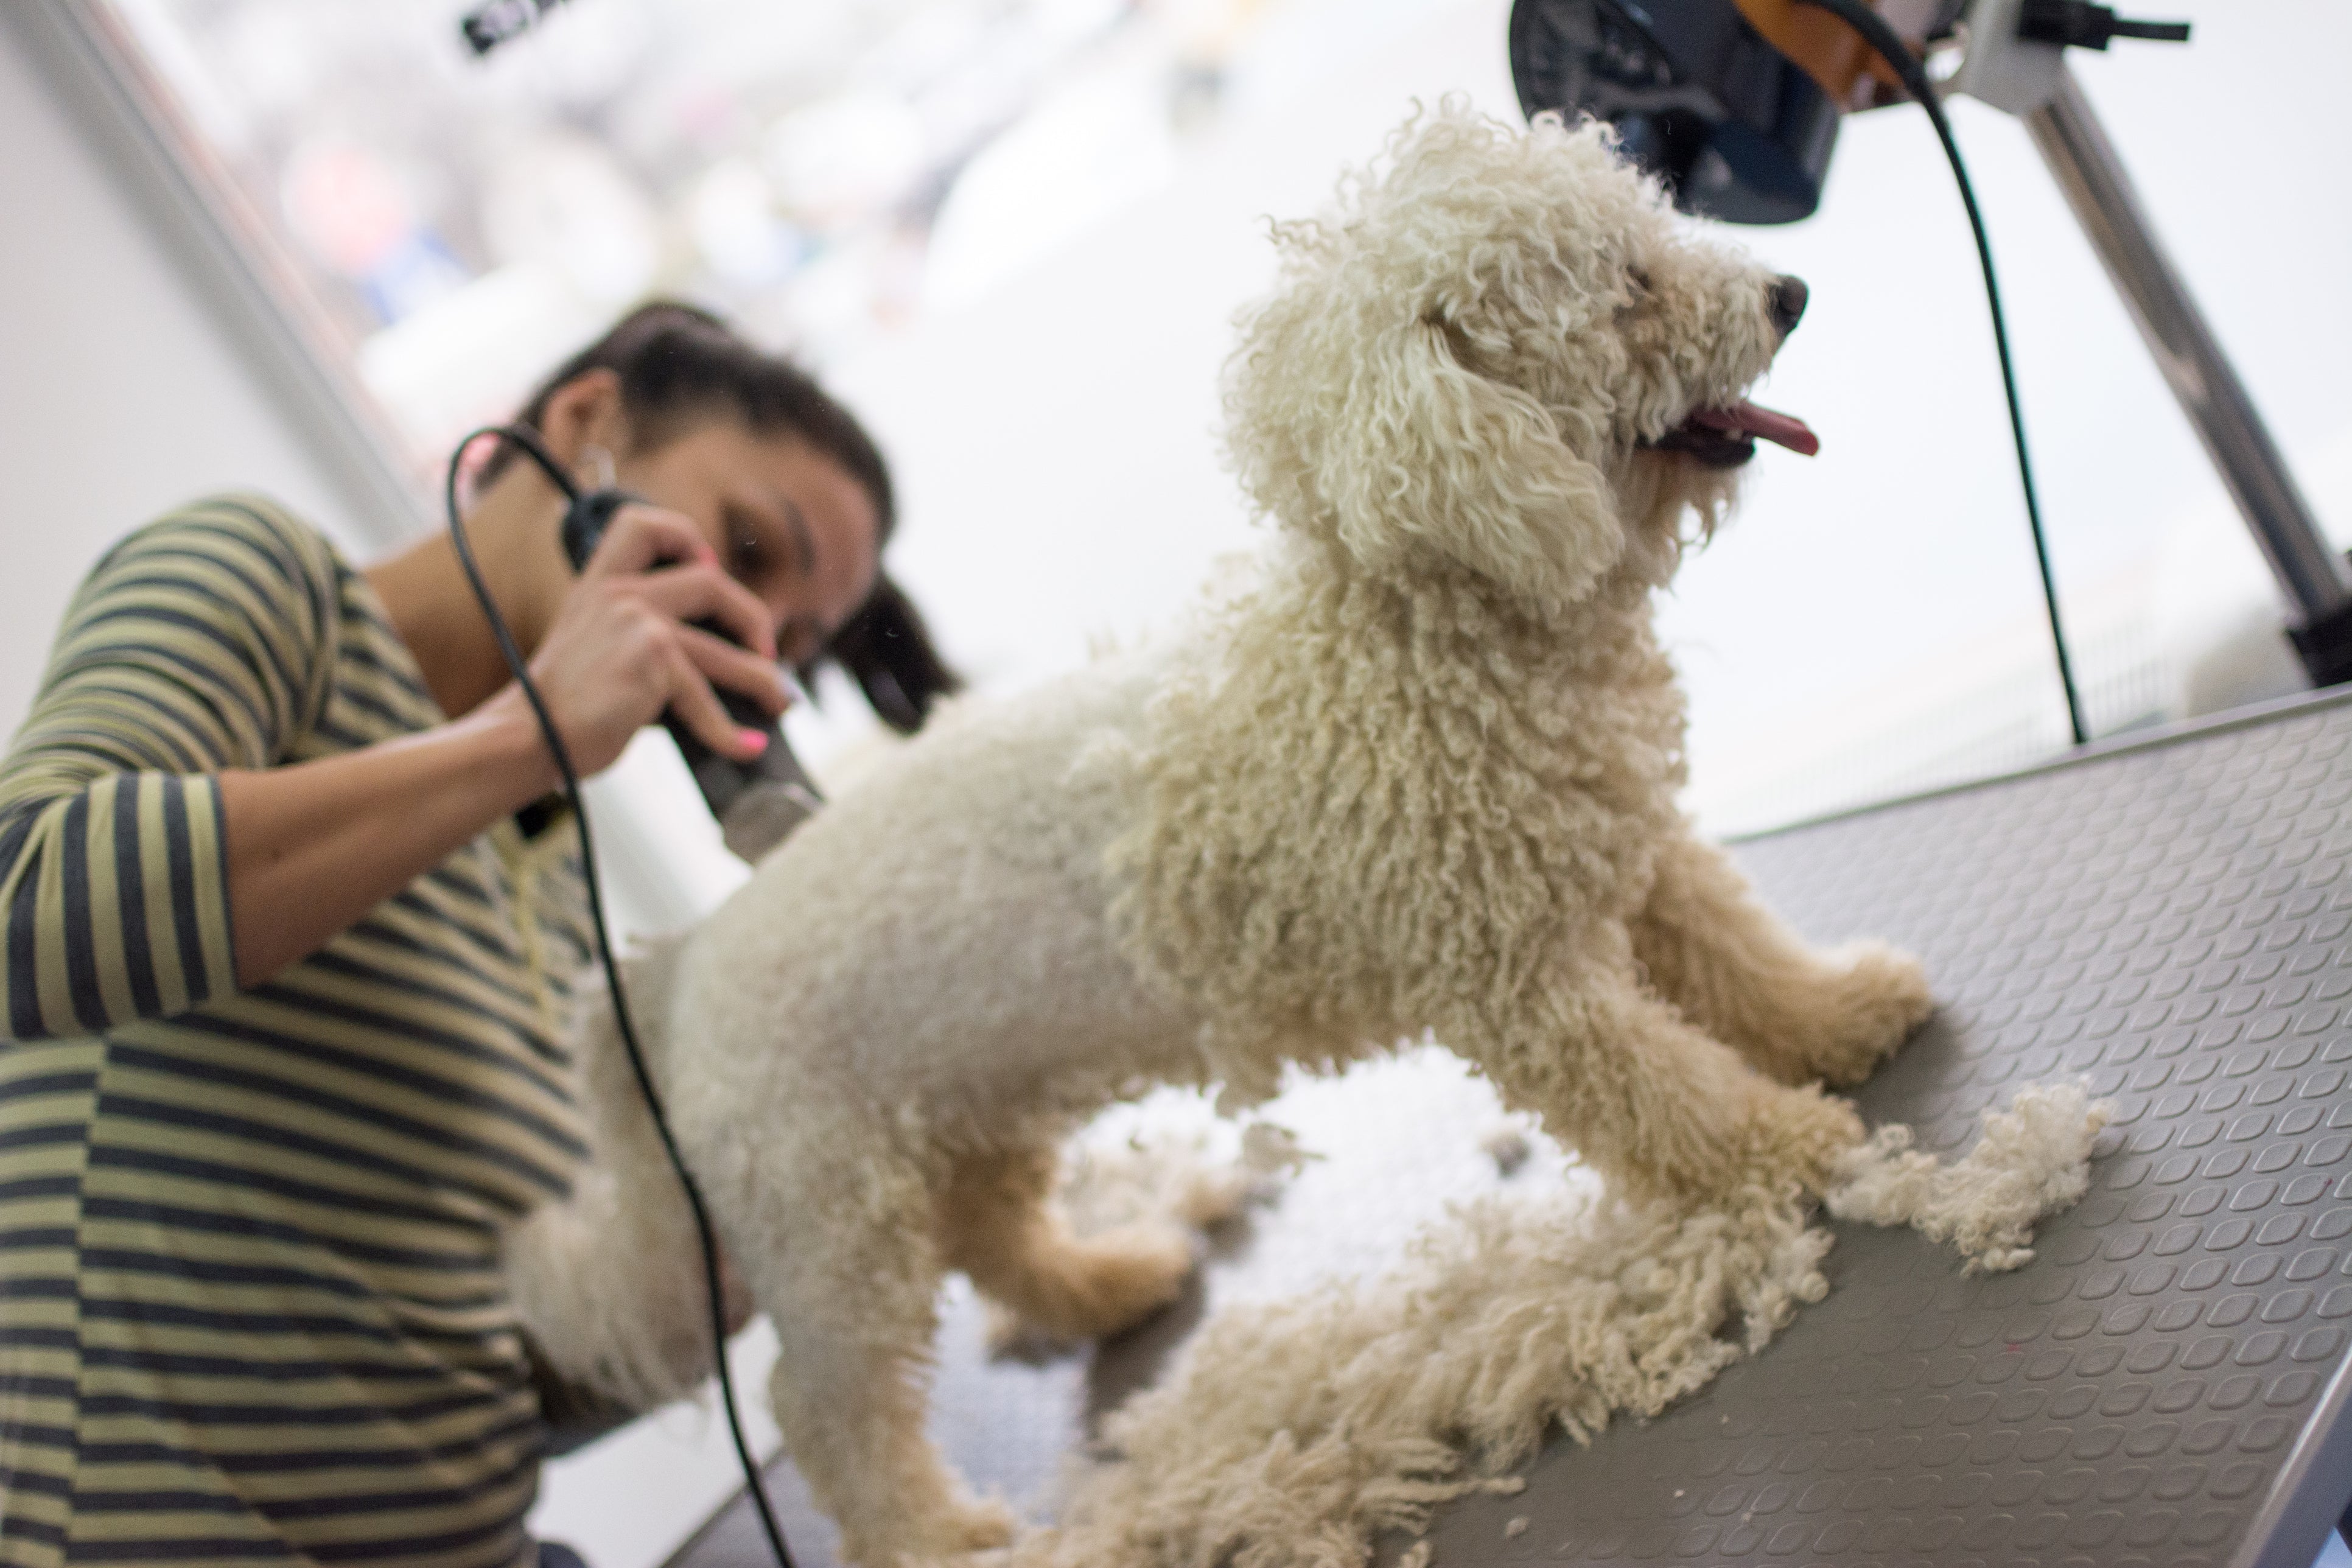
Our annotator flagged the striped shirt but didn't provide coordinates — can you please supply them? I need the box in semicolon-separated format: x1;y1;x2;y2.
0;497;594;1567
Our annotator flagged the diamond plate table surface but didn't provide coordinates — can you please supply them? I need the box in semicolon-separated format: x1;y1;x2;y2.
669;688;2352;1568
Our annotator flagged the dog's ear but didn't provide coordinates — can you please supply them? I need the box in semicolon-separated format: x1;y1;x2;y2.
1319;318;1620;605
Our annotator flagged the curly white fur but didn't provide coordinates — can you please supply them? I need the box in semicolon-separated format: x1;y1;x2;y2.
506;102;2012;1566
506;934;728;1413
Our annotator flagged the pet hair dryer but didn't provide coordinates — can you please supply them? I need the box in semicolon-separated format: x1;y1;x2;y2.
1506;0;2352;690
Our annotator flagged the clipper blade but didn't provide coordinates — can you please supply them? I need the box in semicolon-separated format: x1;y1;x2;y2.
718;779;823;863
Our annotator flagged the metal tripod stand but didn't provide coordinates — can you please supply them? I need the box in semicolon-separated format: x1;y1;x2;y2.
1952;0;2352;684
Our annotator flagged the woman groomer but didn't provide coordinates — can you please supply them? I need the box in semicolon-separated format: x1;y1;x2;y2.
0;303;954;1567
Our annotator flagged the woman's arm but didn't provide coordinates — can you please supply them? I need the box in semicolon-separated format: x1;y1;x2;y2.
1;499;786;1037
225;502;790;986
216;701;551;987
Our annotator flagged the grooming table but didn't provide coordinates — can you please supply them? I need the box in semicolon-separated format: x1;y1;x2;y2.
668;687;2352;1568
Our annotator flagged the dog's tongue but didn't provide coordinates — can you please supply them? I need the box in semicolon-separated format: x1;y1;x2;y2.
1692;400;1819;457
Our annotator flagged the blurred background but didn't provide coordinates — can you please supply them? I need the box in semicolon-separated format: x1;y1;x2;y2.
2;1;2347;1559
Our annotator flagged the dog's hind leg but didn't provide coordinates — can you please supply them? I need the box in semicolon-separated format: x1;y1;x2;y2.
738;1137;1015;1566
936;1143;1193;1343
1633;827;1933;1088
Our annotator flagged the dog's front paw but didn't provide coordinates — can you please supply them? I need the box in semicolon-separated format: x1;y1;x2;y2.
1806;942;1933;1087
939;1496;1018;1554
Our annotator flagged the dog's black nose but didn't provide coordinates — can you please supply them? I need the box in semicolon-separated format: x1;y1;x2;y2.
1770;275;1808;337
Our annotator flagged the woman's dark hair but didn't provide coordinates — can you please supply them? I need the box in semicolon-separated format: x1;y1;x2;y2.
491;299;959;733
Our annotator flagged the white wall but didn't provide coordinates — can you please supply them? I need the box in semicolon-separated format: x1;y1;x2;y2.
821;0;2352;827
0;17;369;737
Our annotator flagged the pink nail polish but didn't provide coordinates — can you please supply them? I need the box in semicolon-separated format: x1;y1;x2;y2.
737;727;769;755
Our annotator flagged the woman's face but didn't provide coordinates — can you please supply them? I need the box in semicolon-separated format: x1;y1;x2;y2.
618;419;882;668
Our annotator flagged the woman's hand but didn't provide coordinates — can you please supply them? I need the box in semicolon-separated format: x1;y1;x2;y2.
222;503;794;987
489;503;791;782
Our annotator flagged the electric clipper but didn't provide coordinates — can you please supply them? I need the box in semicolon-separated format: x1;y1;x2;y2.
559;487;824;862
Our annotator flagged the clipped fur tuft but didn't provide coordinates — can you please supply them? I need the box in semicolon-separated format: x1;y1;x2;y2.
1009;1088;2106;1568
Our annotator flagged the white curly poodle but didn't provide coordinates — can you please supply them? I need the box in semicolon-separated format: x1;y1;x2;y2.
509;102;1935;1566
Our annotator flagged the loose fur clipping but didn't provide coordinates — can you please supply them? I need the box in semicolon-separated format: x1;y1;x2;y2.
1825;1081;2113;1273
1007;1086;2106;1568
1018;1189;1827;1568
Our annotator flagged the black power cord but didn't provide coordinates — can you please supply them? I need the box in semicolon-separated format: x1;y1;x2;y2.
1793;0;2089;747
443;426;799;1568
